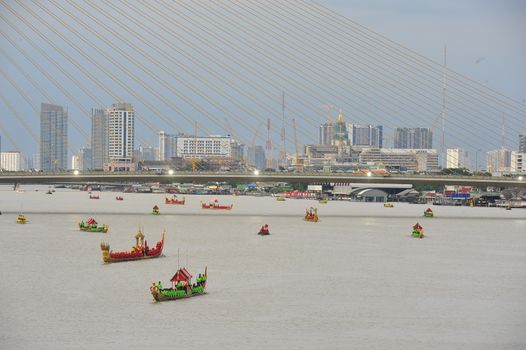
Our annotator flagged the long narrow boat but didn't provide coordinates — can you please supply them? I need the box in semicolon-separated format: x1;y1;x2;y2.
79;217;108;233
201;202;233;210
150;266;207;302
165;196;185;205
100;229;164;263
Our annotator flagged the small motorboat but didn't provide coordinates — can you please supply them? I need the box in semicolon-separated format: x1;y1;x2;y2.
384;202;394;208
17;214;28;224
89;194;100;200
411;223;424;238
424;208;434;217
115;196;124;201
258;224;270;235
319;198;329;204
152;205;161;215
305;207;319;222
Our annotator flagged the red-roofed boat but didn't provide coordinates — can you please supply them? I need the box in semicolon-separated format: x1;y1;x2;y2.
150;266;207;302
165;195;185;205
100;229;164;263
79;217;109;233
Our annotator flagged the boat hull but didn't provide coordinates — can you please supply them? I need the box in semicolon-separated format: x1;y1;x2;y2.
165;198;185;205
104;253;163;263
151;288;206;302
424;212;434;217
201;203;233;210
412;229;424;238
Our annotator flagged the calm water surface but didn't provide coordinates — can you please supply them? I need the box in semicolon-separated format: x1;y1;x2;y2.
1;187;525;349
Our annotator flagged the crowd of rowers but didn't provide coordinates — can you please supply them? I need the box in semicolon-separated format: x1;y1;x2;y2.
153;273;207;292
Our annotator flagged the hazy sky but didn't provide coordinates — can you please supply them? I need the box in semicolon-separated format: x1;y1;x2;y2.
320;0;526;100
0;0;525;160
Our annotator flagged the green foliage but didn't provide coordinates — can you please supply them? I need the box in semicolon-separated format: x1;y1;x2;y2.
440;168;473;176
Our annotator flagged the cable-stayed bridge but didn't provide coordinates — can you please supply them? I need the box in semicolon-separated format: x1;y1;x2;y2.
1;1;525;175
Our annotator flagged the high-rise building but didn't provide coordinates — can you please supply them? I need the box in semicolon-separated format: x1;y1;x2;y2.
40;103;68;171
0;151;22;171
519;134;526;153
394;128;433;149
511;152;526;173
71;154;80;170
349;124;383;148
91;108;107;170
486;149;512;174
105;102;135;171
319;123;335;145
247;145;266;169
158;131;178;160
78;148;92;171
332;110;348;146
446;148;468;169
137;146;156;161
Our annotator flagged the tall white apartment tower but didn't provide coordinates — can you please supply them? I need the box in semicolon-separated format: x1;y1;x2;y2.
105;102;135;171
446;148;468;169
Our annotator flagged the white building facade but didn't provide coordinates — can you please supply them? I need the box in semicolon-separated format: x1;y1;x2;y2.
0;151;22;171
105;103;135;171
158;131;178;161
359;148;438;172
511;152;526;173
487;149;512;174
446;148;468;169
174;135;237;160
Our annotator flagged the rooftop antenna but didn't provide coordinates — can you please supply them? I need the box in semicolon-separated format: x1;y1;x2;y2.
501;113;505;149
193;121;198;172
266;118;272;168
441;45;447;168
280;91;287;167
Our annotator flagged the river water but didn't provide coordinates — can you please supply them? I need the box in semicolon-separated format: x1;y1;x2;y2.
1;186;525;349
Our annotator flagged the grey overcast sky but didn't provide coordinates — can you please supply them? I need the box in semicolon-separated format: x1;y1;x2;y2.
0;0;525;159
320;0;526;100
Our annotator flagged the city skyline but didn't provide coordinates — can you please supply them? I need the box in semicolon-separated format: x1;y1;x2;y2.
0;1;524;163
